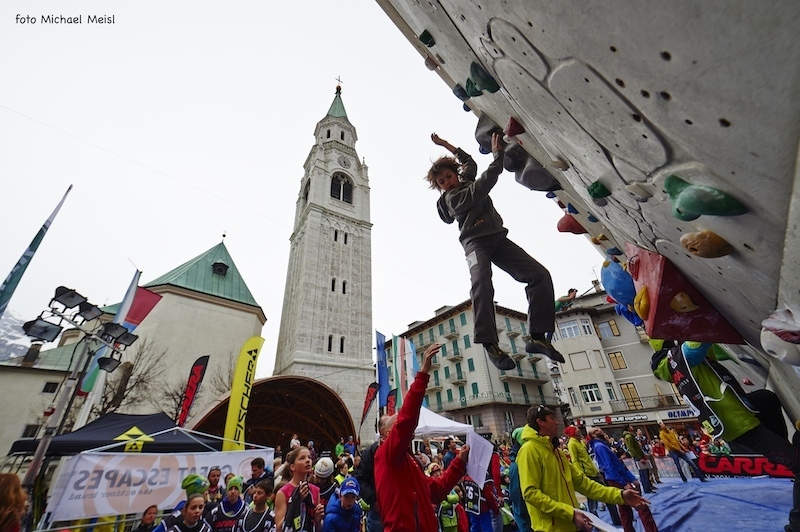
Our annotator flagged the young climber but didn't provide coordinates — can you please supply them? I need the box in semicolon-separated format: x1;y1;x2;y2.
426;132;564;369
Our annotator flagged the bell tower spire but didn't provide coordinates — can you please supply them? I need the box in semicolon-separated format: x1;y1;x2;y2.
274;86;374;441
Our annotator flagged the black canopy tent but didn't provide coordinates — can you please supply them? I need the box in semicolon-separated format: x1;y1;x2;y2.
8;412;223;456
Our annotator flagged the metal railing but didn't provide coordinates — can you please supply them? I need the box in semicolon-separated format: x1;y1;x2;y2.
609;394;685;413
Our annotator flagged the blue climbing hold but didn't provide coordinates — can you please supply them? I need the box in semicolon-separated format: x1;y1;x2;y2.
546;191;557;199
587;213;598;223
601;259;636;309
567;203;579;214
606;247;623;256
453;84;469;101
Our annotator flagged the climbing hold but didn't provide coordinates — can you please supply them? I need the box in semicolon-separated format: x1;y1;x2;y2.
453;84;470;101
504;117;525;138
557;201;566;209
587;213;598;223
465;78;483;98
567;203;579;214
670;291;699;313
601;259;636;308
474;114;502;153
762;309;800;344
616;303;644;327
606;247;623;256
626;183;652;202
463;103;471;112
418;30;436;47
593;197;609;207
663;174;748;221
590;234;608;245
424;56;439;71
761;322;800;366
516;157;561;191
588;180;611;198
634;286;650;319
557;214;588;234
680;230;734;258
546;191;557;199
551;158;569;171
503;144;528;173
469;62;500;93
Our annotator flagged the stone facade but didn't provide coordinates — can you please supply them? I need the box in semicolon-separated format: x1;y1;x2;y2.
273;89;375;442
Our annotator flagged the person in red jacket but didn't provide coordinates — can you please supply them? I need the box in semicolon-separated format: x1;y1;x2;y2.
375;343;470;532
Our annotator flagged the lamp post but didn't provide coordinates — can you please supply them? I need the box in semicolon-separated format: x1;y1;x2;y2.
20;286;137;488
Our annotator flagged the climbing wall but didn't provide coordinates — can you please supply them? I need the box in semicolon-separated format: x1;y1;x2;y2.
376;0;800;349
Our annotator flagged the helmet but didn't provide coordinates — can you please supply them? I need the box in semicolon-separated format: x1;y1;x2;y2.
314;457;334;479
181;474;210;496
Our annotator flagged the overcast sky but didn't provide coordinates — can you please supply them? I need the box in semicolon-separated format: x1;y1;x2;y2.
1;1;605;378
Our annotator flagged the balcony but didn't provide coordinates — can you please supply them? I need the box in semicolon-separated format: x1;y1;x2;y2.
417;340;433;352
427;379;443;391
429;355;440;368
498;370;548;385
527;353;542;363
609;394;685;413
511;351;526;361
448;372;467;385
449;349;463;361
521;333;532;342
443;326;460;340
506;327;520;338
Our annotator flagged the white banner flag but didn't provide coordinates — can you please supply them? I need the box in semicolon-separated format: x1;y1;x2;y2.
47;449;273;521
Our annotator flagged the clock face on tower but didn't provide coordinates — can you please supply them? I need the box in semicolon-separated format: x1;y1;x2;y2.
338;155;351;168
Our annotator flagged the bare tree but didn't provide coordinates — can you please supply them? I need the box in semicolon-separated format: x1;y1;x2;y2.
158;379;192;423
206;352;236;398
91;338;168;418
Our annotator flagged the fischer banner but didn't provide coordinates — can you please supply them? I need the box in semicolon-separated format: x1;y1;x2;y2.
46;449;273;521
223;336;264;451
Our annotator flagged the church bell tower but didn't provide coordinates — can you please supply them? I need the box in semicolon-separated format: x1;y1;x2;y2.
274;86;375;440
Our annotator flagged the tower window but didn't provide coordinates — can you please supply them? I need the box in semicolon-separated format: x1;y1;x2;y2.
303;180;310;202
331;174;353;204
334;230;338;242
212;260;229;276
331;278;336;292
340;337;345;353
344;233;348;245
340;131;345;141
328;335;333;352
342;281;347;294
326;129;331;138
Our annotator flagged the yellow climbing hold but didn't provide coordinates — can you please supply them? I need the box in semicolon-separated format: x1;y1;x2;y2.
670;292;699;313
634;286;650;319
680;230;734;258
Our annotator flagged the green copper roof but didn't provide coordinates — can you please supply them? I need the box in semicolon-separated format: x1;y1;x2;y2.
0;342;78;372
144;242;260;308
326;85;348;119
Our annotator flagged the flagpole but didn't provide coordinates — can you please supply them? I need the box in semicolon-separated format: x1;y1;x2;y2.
0;185;72;321
73;270;141;429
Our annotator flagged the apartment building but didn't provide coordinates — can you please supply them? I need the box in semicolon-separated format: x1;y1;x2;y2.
388;300;561;443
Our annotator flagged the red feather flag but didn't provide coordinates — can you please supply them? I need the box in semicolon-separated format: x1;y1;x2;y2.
360;383;379;426
386;389;398;416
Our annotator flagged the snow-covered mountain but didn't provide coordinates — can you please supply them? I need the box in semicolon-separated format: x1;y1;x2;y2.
0;309;34;361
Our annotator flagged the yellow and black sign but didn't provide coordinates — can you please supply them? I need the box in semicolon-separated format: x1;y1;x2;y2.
113;426;154;452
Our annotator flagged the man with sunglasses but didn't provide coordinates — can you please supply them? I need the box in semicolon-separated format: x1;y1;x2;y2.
516;405;648;531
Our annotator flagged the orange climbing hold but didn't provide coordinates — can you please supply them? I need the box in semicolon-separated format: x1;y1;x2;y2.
680;230;734;258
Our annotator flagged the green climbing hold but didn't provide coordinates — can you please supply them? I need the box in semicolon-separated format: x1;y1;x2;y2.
465;78;483;97
469;62;500;93
664;174;748;221
588;180;611;198
419;30;436;47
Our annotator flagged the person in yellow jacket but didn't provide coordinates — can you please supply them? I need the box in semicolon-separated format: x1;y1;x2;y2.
517;406;648;531
658;422;705;482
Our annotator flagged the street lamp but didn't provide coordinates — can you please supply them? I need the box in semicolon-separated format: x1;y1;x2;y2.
20;286;138;488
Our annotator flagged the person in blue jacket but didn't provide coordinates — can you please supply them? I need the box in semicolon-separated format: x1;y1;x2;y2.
323;477;363;532
588;428;658;532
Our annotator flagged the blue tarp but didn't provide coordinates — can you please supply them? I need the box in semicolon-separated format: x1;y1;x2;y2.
592;476;793;531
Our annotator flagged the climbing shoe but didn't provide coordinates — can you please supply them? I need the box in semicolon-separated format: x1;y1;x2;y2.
484;343;516;370
525;337;566;363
